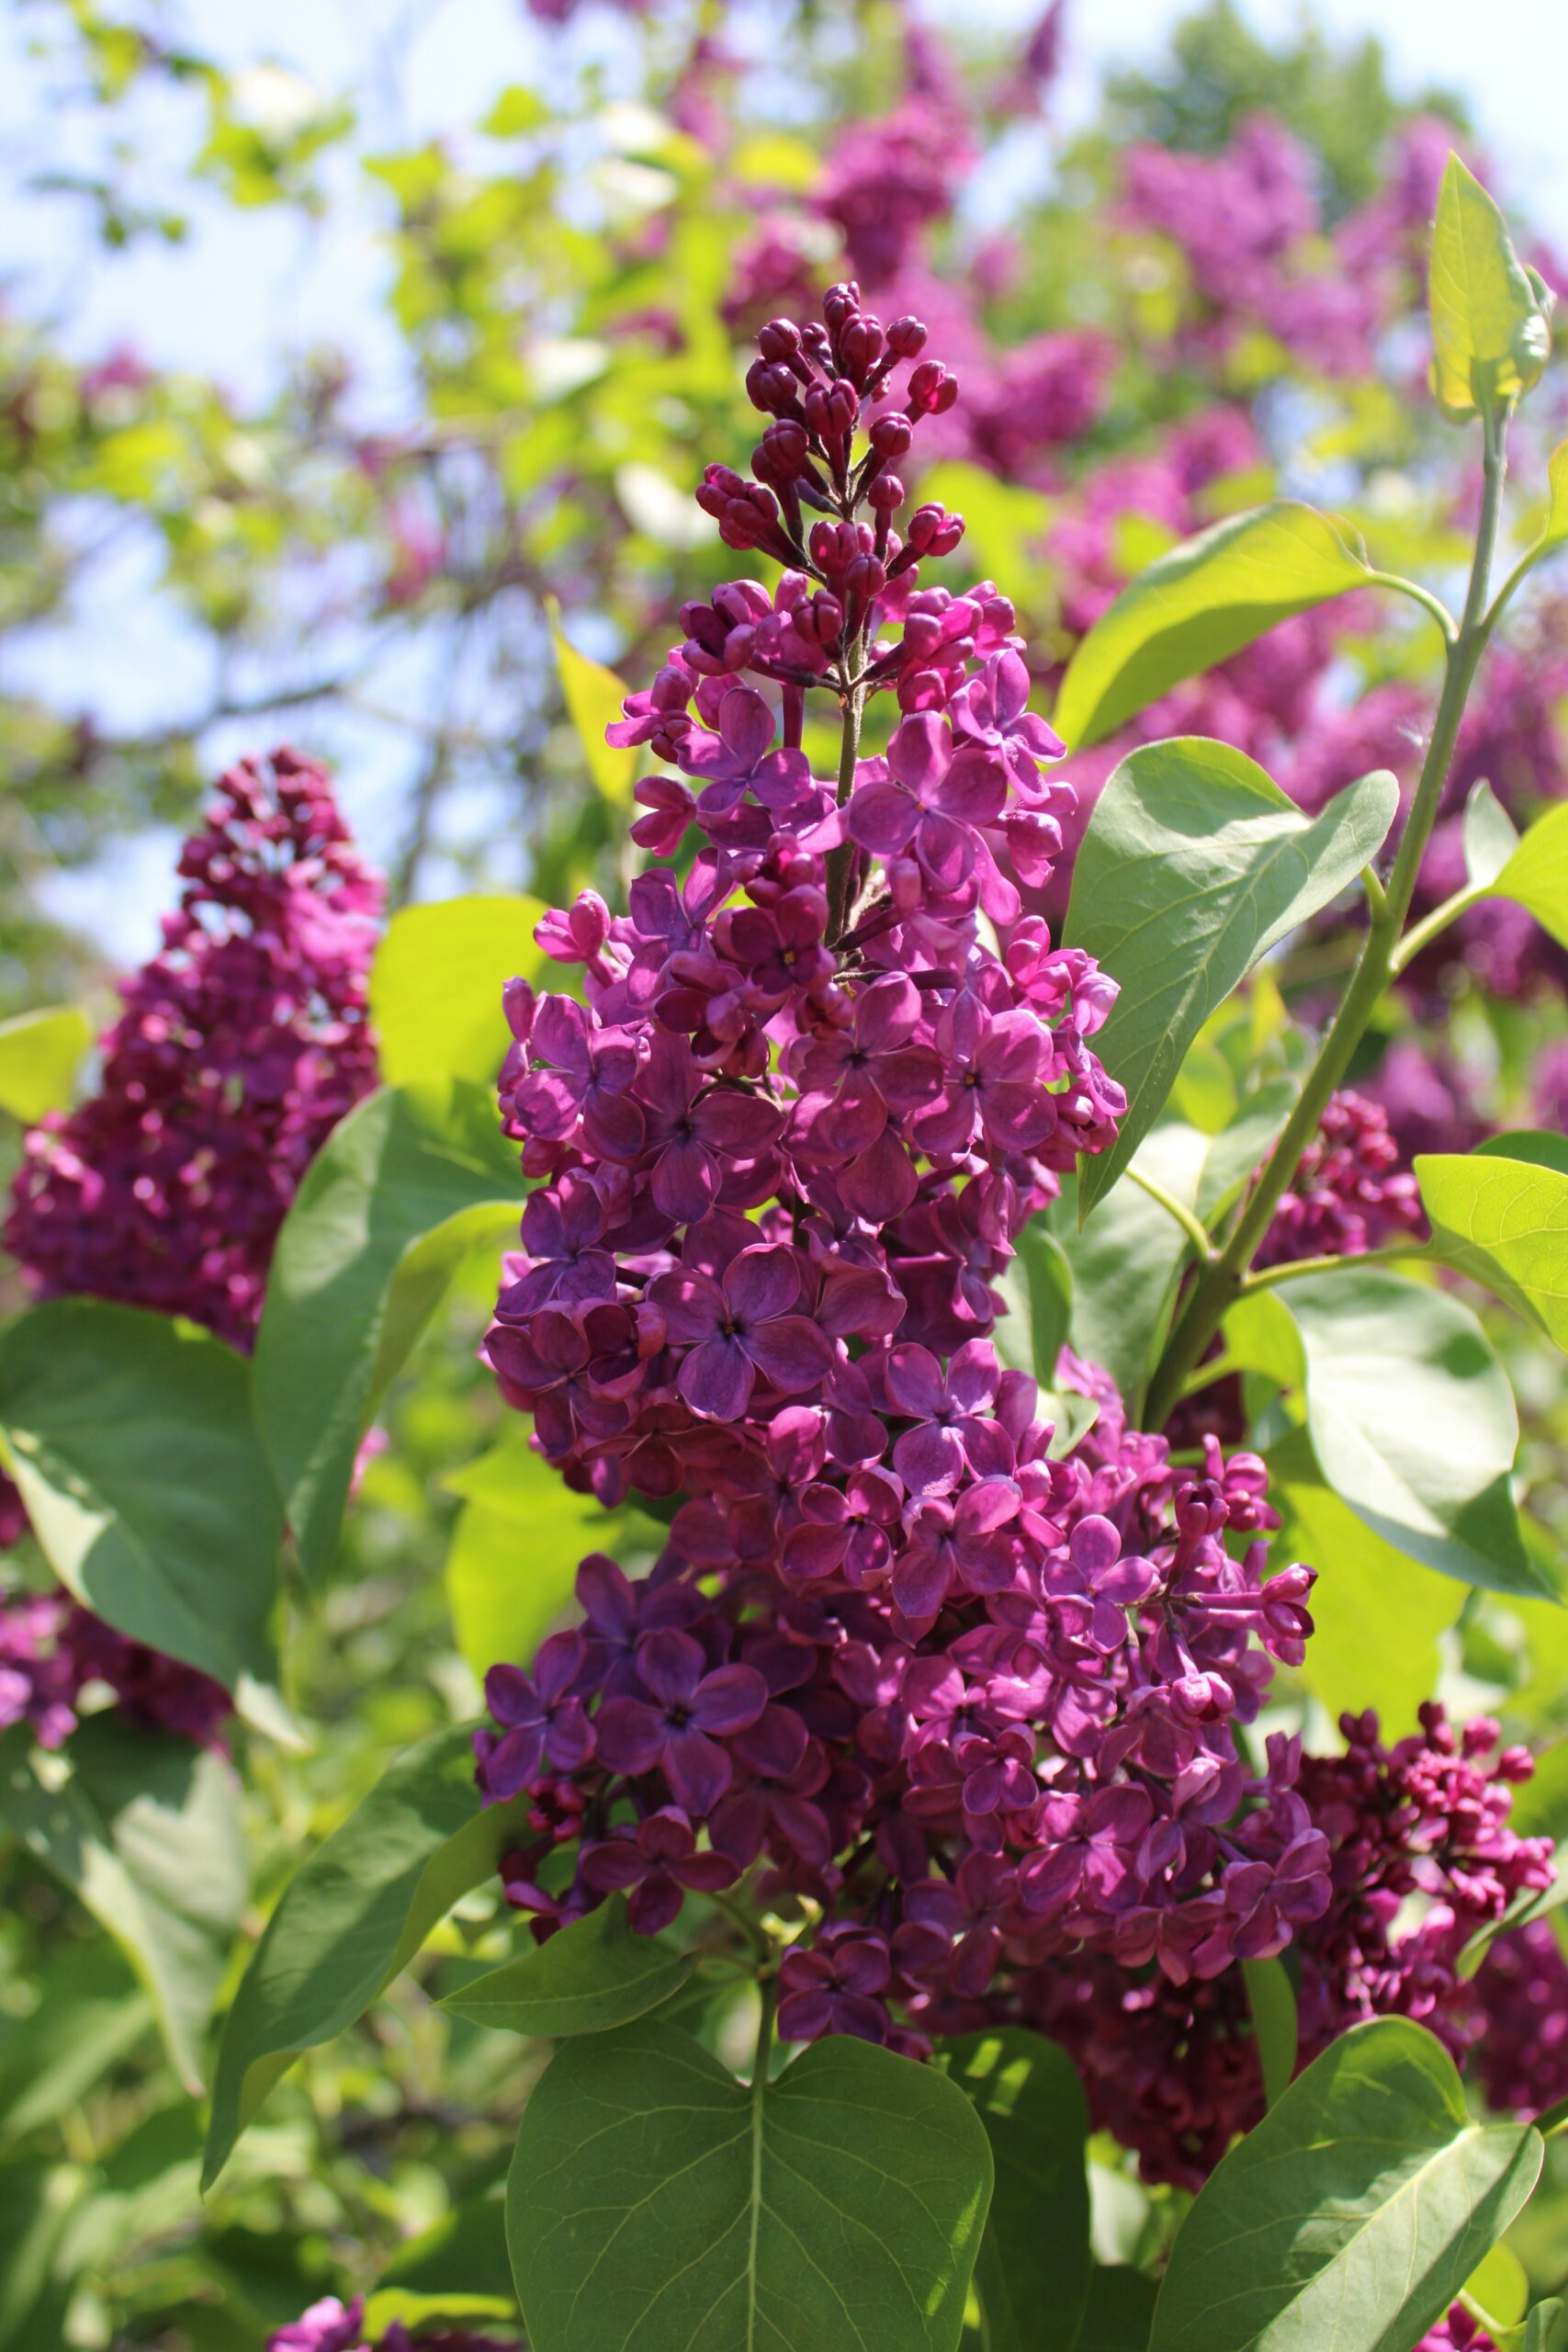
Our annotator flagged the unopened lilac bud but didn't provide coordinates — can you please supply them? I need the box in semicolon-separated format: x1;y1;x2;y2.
747;359;801;418
908;360;959;416
823;280;862;332
840;313;886;386
867;474;904;514
758;318;803;364
887;315;928;358
906;503;965;558
869;412;913;459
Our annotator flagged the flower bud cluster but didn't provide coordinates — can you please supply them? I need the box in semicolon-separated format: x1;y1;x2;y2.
1253;1089;1424;1270
1030;1705;1552;2186
6;747;382;1347
1473;1918;1568;2117
0;1588;231;1753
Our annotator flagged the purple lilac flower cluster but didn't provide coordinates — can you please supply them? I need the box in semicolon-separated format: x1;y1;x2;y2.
1473;1917;1568;2117
6;746;382;1346
0;748;381;1753
474;285;1331;2050
0;1589;231;1754
479;1363;1324;2051
1253;1090;1424;1269
487;288;1124;1507
1030;1706;1551;2187
269;2298;516;2352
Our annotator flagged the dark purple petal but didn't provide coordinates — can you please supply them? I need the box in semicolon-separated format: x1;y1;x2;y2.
664;1724;732;1815
689;1661;769;1736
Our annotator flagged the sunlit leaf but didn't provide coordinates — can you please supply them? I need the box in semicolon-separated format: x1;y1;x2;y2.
370;894;547;1090
0;1006;90;1124
1054;506;1372;748
1066;741;1396;1211
1429;154;1552;422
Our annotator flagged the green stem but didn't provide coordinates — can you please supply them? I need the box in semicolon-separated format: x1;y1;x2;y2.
1389;880;1487;976
1241;1243;1427;1294
1125;1164;1216;1260
1363;569;1458;643
825;675;865;941
1142;403;1510;1430
709;1888;772;1965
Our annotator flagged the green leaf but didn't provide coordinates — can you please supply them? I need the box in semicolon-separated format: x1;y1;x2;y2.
1241;1957;1298;2110
1465;2242;1529;2331
1526;2299;1568;2352
203;1722;528;2188
548;597;636;803
1054;505;1372;749
0;1945;152;2138
1495;803;1568;949
1462;779;1520;889
0;2158;82;2349
1540;440;1568;548
1475;1129;1568;1176
1195;1078;1300;1224
370;894;547;1090
0;1303;283;1706
1051;1125;1210;1417
1066;742;1397;1213
1076;2268;1158;2352
1418;1148;1568;1351
0;1719;245;2094
1429;154;1552;422
993;1225;1073;1386
0;1006;90;1123
1149;2018;1542;2352
254;1080;522;1584
441;1897;693;2037
937;2029;1089;2352
379;2197;514;2305
440;1428;625;1679
1265;1428;1465;1732
508;2018;992;2352
1252;1268;1546;1600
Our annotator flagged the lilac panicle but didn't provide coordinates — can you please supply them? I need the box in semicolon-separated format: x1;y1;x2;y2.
0;747;382;1752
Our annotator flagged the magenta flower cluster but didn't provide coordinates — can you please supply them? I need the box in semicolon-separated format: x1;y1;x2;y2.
6;746;382;1348
479;1363;1325;2047
0;1589;231;1754
1032;1705;1552;2187
0;748;381;1752
268;2299;515;2352
1253;1089;1424;1269
1473;1917;1568;2118
475;285;1333;2048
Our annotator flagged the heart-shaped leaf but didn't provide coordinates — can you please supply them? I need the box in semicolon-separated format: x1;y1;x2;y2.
1150;2018;1542;2352
1065;741;1397;1213
507;2018;992;2351
440;1898;694;2038
1054;505;1372;749
254;1079;522;1584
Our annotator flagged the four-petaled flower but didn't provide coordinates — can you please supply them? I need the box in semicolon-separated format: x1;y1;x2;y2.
595;1628;769;1813
651;1243;834;1421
